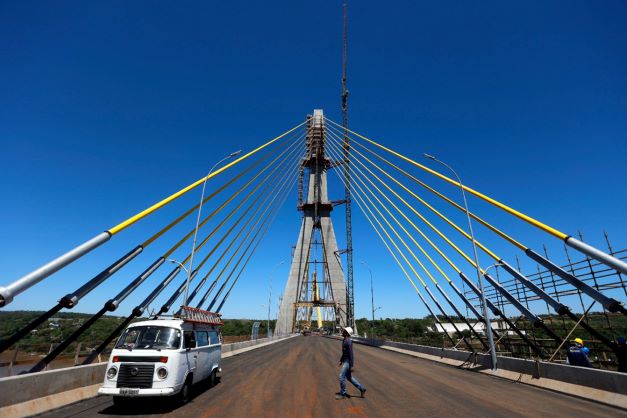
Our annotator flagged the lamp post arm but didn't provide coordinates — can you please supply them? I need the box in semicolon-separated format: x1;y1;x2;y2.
185;150;242;305
166;259;189;276
188;156;234;276
430;159;477;247
424;153;498;370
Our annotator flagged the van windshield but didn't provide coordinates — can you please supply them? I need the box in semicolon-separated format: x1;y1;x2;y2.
115;326;182;350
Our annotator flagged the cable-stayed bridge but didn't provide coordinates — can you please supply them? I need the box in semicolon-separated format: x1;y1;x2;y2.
0;110;625;416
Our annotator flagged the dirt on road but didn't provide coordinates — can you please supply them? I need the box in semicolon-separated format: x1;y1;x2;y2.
37;336;625;418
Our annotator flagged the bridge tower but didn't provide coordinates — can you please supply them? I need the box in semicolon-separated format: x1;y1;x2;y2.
276;110;348;335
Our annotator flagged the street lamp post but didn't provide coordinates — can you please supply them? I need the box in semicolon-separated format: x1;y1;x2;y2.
482;263;503;339
372;305;382;332
166;258;189;315
276;294;283;335
267;260;285;338
360;261;376;334
423;153;498;370
184;150;242;306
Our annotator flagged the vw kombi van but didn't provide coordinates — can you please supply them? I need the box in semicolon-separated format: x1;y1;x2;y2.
98;307;223;405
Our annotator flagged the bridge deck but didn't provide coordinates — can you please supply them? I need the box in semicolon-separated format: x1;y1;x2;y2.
42;336;620;417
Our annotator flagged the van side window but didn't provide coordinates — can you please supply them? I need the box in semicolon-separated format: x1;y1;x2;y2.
196;331;209;347
183;331;196;349
209;330;220;345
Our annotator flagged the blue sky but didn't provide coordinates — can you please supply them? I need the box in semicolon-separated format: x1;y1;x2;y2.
1;1;626;321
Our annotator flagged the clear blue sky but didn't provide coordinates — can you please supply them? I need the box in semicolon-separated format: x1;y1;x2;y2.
1;1;626;321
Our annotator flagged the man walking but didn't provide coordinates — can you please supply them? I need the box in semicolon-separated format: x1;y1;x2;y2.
336;326;366;400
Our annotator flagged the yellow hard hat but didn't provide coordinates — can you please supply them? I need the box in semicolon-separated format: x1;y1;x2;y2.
574;338;584;345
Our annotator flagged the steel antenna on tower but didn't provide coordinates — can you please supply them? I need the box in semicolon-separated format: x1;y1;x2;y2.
341;0;355;330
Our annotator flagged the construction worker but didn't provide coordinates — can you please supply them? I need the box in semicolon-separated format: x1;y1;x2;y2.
566;337;593;368
336;326;367;399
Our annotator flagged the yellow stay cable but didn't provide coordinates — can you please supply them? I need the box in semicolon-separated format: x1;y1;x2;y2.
216;161;300;310
208;156;301;302
163;135;303;261
329;146;465;333
327;136;440;281
327;123;526;251
326;141;428;288
108;121;306;235
195;145;302;279
141;131;298;248
328;143;450;327
325;118;567;240
334;159;422;295
327;134;454;283
326;125;499;261
327;126;501;263
197;142;306;277
326;128;483;270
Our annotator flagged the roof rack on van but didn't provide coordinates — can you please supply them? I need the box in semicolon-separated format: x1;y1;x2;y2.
179;306;224;325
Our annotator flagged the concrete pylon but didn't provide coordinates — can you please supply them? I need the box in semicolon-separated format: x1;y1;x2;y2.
276;110;347;335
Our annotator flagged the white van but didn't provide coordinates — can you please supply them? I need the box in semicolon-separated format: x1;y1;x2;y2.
98;307;222;406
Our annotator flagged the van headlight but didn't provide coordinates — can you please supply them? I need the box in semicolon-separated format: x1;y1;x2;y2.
106;366;118;380
157;367;168;380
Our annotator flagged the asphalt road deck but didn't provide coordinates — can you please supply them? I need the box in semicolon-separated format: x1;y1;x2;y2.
37;336;624;418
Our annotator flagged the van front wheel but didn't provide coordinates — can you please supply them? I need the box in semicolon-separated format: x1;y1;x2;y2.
209;369;217;387
177;376;192;405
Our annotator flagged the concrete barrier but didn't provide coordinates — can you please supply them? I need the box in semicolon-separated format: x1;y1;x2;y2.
0;362;107;408
354;337;627;395
222;334;298;358
0;333;297;417
350;336;627;408
222;334;292;354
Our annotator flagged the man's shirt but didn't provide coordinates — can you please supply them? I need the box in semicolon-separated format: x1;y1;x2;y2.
340;338;354;367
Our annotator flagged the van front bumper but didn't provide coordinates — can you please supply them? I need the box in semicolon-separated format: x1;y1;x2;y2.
98;387;176;397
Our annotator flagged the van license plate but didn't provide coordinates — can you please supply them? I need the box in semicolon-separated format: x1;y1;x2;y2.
120;388;139;396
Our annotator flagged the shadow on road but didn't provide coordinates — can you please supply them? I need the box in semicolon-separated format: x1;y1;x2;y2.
98;380;220;416
455;351;491;371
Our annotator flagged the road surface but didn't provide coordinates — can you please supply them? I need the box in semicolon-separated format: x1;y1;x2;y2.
38;336;624;417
